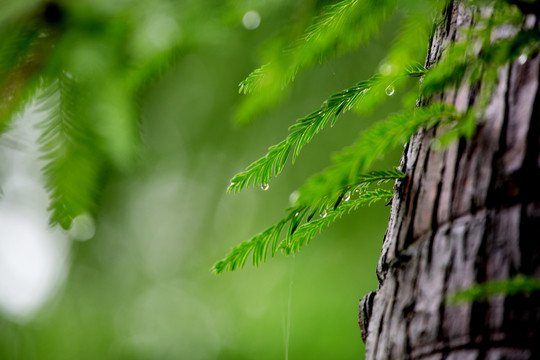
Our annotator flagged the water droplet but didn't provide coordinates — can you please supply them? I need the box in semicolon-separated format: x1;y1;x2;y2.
321;210;327;218
517;54;527;65
343;191;351;202
385;85;395;96
295;212;299;217
261;183;269;191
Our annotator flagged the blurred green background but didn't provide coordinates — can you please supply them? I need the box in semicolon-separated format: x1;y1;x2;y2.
0;0;403;358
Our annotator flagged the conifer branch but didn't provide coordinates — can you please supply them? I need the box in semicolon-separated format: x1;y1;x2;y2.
296;169;405;210
282;189;394;255
295;103;458;206
238;0;396;96
228;66;427;194
214;181;397;274
216;103;457;274
218;2;540;275
234;1;440;124
36;75;102;229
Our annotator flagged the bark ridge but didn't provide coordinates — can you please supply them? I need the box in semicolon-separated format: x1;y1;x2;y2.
361;3;540;359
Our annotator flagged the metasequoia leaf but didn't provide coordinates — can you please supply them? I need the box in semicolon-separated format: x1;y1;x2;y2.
36;75;102;229
228;66;427;194
291;103;458;207
239;0;397;96
213;188;394;274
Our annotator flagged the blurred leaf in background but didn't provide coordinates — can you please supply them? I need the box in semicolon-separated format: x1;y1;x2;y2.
0;0;402;359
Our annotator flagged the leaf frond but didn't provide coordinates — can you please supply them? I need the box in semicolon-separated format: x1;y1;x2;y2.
282;189;394;255
296;103;458;206
228;66;427;194
36;75;102;229
212;188;393;274
238;0;397;96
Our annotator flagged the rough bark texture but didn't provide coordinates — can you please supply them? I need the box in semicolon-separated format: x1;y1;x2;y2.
361;2;540;359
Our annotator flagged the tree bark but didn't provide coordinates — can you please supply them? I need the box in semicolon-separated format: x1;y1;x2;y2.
361;2;540;359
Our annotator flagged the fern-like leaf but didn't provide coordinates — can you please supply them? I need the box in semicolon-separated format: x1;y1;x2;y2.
213;188;393;274
220;103;457;273
239;0;397;96
296;169;405;209
234;0;442;124
296;103;458;206
214;171;400;274
36;75;102;229
282;189;393;255
228;66;427;194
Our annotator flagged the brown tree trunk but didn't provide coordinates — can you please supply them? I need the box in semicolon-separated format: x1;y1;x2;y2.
360;2;540;359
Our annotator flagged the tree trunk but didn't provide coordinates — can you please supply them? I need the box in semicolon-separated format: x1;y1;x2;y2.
360;2;540;359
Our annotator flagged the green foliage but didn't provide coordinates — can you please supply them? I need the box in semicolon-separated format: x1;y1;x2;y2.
215;169;407;273
235;0;402;124
448;275;540;303
213;188;395;274
295;103;458;207
238;0;397;95
215;101;459;272
234;0;442;124
228;65;427;194
36;75;101;229
216;0;540;272
0;0;537;270
0;0;191;228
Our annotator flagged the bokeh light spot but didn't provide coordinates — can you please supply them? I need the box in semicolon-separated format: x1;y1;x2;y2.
242;11;261;30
